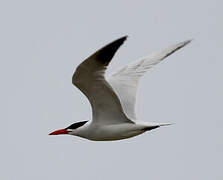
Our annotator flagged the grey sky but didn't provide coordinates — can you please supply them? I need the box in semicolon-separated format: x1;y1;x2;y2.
1;0;222;179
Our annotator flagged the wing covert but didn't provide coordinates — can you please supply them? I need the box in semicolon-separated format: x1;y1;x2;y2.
72;36;133;125
108;40;192;120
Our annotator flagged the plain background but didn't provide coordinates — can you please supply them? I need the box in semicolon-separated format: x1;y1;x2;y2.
1;0;222;179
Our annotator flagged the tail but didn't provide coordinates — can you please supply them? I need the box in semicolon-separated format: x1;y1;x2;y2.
143;122;174;131
158;123;174;127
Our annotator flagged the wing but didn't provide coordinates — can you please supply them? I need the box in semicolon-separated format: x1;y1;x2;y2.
72;36;133;125
107;40;192;120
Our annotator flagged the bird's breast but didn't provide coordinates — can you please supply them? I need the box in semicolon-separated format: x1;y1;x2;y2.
75;123;147;141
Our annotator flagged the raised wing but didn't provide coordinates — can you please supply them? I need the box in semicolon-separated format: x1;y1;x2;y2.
72;36;133;125
108;40;192;120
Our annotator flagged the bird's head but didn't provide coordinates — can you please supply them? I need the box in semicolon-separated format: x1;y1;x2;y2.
49;121;88;136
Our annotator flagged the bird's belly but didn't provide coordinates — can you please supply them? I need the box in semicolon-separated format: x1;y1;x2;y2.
82;123;146;141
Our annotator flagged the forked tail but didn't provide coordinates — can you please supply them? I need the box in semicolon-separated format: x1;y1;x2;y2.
158;123;174;127
143;122;174;131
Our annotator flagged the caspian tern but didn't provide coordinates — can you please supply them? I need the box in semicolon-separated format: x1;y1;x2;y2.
49;36;191;141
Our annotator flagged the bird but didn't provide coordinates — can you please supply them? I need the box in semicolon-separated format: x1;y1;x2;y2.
49;36;191;141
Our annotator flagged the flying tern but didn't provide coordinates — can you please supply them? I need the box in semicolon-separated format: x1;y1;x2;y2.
49;36;191;141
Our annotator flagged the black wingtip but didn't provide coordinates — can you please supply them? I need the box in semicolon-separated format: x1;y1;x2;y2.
93;36;128;65
121;35;128;40
118;35;128;43
111;35;128;46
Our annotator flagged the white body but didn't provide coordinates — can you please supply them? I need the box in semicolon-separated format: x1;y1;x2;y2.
50;36;191;141
70;121;160;141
